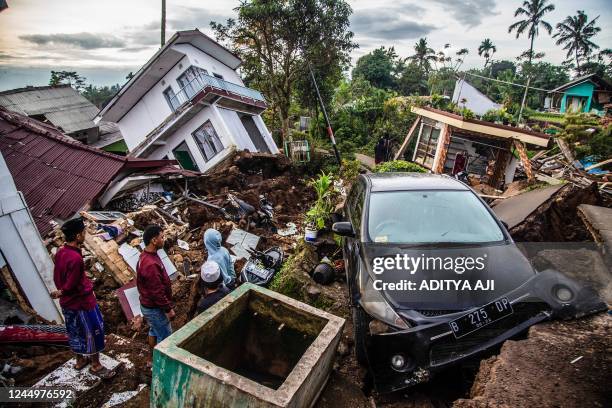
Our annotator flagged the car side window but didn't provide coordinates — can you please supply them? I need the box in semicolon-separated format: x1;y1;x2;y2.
350;183;364;234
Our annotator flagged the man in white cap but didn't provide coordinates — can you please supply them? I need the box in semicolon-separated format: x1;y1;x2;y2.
196;261;230;315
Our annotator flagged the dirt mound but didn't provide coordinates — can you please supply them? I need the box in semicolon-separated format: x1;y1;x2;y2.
510;183;604;242
454;313;611;408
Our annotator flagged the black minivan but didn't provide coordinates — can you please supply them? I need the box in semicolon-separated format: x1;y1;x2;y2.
333;172;604;393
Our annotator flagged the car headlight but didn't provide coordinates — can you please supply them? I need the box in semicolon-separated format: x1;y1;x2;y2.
360;277;409;329
553;284;573;302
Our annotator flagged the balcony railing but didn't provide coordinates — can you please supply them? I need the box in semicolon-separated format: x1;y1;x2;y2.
168;73;266;111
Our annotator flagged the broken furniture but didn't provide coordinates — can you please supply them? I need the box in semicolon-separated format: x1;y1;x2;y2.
151;283;345;407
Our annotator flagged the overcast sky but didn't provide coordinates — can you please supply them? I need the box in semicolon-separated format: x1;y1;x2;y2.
0;0;610;90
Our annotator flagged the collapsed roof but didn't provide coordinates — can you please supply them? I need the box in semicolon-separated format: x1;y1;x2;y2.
0;107;184;236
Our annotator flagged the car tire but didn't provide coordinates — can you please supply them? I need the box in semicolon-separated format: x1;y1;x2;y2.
352;306;368;365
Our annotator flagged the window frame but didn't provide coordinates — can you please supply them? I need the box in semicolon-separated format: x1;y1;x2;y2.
192;120;224;162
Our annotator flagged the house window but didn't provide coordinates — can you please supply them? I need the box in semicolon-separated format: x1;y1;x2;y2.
177;66;208;100
163;87;180;111
414;122;441;168
213;73;224;80
193;120;224;162
172;141;198;171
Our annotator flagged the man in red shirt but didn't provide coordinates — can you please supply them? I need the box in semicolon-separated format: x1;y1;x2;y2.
51;218;114;378
137;225;175;354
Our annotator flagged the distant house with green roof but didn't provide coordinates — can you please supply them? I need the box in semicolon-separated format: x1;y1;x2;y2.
549;74;612;115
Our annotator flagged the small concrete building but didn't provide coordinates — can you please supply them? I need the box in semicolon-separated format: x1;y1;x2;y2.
96;29;279;173
396;107;551;188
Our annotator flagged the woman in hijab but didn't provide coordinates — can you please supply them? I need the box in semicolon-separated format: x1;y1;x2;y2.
203;228;236;289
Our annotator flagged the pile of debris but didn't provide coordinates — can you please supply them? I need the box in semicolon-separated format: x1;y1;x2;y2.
1;151;317;405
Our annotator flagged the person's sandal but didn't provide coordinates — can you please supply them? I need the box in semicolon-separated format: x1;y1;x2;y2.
89;366;116;379
74;358;89;370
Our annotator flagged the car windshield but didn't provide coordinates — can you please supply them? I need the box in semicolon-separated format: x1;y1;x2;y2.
367;190;504;244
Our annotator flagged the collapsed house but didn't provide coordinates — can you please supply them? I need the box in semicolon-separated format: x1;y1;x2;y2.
95;29;279;173
0;107;190;322
0;84;124;151
396;106;551;188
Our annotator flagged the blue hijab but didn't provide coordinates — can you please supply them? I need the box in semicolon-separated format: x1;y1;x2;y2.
204;228;235;287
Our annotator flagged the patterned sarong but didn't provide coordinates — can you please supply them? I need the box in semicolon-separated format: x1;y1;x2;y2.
63;305;105;355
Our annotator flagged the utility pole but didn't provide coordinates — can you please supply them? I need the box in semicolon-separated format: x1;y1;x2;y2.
518;75;531;124
161;0;166;47
308;63;341;167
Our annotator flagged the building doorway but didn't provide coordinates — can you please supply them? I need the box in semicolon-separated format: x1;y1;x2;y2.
239;114;270;153
172;141;198;171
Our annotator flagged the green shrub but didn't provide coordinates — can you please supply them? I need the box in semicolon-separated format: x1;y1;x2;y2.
374;160;427;173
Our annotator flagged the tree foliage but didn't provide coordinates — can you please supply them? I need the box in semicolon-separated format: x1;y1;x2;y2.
49;71;86;90
211;0;356;142
352;46;398;89
508;0;555;65
554;11;601;75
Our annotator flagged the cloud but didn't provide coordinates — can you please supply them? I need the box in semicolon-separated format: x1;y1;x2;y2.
19;32;126;49
351;6;435;40
166;6;230;30
430;0;498;28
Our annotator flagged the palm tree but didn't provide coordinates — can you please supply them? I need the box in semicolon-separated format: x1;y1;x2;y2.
508;0;555;65
410;38;437;73
554;11;601;75
478;39;497;71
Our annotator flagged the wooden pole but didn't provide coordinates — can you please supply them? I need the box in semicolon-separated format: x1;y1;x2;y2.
395;117;421;160
513;139;534;182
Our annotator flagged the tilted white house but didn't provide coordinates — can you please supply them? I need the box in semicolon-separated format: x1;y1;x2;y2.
96;30;278;172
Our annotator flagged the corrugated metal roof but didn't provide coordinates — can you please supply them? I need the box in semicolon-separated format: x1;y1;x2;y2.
0;85;99;134
0;107;126;236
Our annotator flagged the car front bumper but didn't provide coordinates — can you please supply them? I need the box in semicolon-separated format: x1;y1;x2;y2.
364;270;607;393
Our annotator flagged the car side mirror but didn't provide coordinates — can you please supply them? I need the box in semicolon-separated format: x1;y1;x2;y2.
332;221;355;237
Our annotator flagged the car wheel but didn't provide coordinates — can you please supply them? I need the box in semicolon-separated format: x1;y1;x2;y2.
352;306;368;365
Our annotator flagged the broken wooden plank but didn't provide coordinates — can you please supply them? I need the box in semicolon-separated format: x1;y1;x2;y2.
585;158;612;172
394;117;421;160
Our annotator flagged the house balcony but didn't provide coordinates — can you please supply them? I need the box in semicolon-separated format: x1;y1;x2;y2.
129;74;267;158
168;73;267;115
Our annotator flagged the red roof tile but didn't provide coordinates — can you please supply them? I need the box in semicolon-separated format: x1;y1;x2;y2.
0;107;127;236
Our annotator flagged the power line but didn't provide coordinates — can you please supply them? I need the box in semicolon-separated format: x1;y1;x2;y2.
464;71;564;94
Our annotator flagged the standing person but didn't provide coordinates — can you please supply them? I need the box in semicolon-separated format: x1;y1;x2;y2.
137;225;174;354
374;137;386;164
51;218;114;379
196;261;230;315
204;228;236;289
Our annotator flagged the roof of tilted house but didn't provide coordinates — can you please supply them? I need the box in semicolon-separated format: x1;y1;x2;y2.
0;107;181;236
0;84;99;134
97;29;242;123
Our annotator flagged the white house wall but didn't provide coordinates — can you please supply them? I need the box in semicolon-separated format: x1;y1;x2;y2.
218;108;258;152
118;54;191;150
147;106;233;172
116;42;278;158
0;154;63;323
